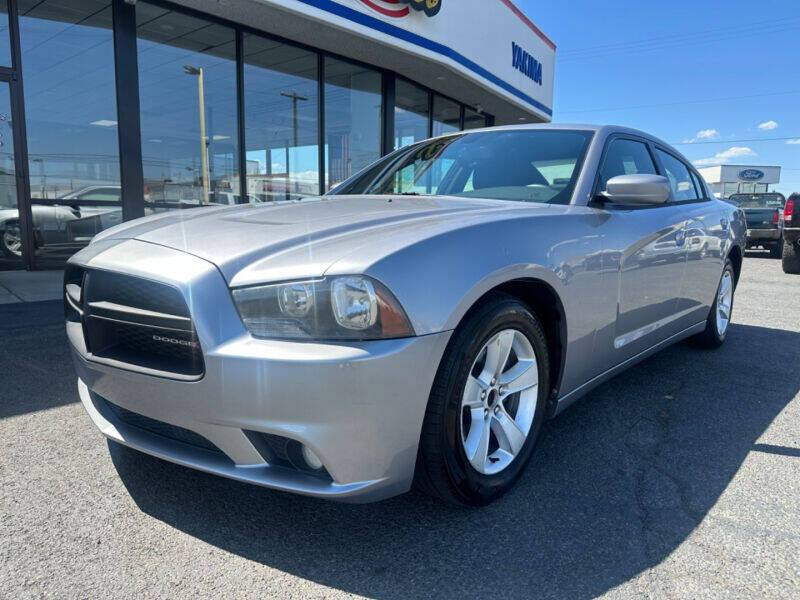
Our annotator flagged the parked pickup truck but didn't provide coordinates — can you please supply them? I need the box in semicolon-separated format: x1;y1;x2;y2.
783;193;800;274
729;192;785;258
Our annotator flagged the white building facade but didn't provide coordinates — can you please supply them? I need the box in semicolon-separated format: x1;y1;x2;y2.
698;165;781;198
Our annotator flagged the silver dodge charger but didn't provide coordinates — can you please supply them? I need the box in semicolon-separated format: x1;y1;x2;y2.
65;125;745;506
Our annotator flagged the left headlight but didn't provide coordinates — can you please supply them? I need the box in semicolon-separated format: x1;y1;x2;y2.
231;275;414;341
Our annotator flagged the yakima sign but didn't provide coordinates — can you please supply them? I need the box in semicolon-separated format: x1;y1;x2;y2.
358;0;442;18
512;42;543;85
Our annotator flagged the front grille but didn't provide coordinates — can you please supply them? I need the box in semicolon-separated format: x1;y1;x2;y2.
65;267;204;379
101;397;224;455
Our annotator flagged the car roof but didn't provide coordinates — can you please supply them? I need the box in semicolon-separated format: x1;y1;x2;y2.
458;122;671;146
427;123;686;167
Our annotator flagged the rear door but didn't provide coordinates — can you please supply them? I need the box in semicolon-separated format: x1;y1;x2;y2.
590;136;690;371
663;155;728;324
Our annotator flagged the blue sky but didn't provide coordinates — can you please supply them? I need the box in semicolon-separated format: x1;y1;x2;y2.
518;0;800;196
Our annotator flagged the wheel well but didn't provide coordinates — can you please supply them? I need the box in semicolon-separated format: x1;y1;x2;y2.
466;279;566;413
728;245;742;286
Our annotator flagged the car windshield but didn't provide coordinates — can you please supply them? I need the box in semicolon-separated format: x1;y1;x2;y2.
330;129;594;205
730;193;785;208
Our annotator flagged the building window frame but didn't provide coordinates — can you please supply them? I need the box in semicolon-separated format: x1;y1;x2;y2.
7;0;495;268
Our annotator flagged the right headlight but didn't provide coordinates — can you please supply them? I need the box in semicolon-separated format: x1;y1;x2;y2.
231;275;414;341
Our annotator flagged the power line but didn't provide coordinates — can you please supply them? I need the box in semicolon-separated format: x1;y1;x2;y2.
559;16;800;61
558;90;800;115
560;15;800;56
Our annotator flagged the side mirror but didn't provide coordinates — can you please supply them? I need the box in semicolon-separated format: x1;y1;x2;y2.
600;174;671;205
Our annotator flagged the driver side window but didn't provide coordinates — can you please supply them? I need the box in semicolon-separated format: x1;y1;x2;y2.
599;139;658;190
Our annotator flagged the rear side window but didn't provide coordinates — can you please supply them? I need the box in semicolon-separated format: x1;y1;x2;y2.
655;149;700;202
689;171;707;199
599;139;657;190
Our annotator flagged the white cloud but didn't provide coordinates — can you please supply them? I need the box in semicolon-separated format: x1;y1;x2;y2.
786;139;800;145
682;129;719;144
757;120;778;131
693;146;756;166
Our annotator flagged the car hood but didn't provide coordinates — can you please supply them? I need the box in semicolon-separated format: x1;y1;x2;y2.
94;195;557;286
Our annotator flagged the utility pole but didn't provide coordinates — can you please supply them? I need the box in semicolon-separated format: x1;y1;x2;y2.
280;90;308;148
279;90;308;197
184;65;210;205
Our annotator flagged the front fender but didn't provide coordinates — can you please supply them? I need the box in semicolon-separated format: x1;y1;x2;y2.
343;212;608;396
440;262;564;332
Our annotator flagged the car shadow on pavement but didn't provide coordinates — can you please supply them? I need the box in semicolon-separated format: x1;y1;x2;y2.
0;300;78;419
111;322;800;600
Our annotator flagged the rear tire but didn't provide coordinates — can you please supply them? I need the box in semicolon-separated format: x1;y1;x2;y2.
783;240;800;274
414;293;550;506
769;239;782;258
691;259;735;348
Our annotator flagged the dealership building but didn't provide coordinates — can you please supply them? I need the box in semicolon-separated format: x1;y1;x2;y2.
0;0;555;270
697;164;782;198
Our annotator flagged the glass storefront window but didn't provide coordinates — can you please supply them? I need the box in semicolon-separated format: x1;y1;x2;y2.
432;94;460;137
19;0;121;266
0;81;20;268
464;107;487;130
395;79;429;149
243;34;319;201
0;1;10;66
324;58;381;191
137;3;238;208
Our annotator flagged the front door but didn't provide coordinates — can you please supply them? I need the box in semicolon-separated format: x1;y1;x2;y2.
591;137;689;371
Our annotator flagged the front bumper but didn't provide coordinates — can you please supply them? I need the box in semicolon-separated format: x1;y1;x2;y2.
67;239;451;502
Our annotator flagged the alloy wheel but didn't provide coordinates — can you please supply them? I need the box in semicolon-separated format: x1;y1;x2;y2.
460;328;539;475
716;270;733;336
3;223;22;257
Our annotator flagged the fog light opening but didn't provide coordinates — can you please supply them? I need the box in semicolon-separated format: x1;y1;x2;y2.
301;444;324;471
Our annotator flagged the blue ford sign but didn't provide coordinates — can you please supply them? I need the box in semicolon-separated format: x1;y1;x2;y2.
512;42;543;86
738;169;765;182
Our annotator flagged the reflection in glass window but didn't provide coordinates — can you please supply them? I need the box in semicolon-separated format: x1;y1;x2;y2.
137;3;238;208
336;129;593;205
20;0;122;266
655;149;700;202
0;1;10;66
599;139;657;189
432;95;460;137
244;35;319;201
395;79;429;149
463;107;487;130
0;81;20;269
324;58;381;191
723;182;739;197
21;0;119;199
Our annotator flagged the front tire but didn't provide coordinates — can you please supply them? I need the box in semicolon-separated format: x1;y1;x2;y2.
414;293;550;506
1;221;22;258
691;259;735;348
783;240;800;274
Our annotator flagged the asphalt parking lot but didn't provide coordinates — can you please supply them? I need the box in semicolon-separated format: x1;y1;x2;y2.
2;255;799;599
